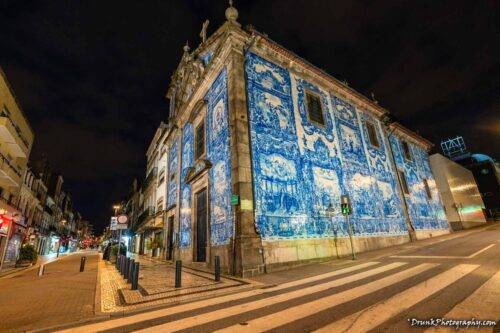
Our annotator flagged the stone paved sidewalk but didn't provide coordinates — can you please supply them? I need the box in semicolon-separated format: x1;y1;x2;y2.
0;251;98;333
99;254;262;313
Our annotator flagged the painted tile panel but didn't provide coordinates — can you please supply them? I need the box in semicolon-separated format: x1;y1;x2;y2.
206;68;233;246
167;138;179;208
180;124;193;248
246;52;424;241
390;135;448;230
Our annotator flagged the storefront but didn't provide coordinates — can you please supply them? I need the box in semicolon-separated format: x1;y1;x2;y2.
0;208;27;268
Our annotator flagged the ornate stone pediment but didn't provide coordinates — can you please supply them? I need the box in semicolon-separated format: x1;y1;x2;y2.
167;44;206;117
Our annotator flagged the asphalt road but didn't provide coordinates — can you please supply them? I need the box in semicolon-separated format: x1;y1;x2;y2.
64;225;500;333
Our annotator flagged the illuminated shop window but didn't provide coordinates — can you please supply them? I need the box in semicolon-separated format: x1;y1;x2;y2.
305;91;325;126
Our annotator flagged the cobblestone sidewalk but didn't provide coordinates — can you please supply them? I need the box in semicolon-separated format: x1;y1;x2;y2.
99;255;263;313
0;252;98;333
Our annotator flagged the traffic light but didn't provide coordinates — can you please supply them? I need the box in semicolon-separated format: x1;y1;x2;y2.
341;204;350;215
340;195;352;216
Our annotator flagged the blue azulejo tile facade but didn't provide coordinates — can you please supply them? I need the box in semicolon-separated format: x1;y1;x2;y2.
390;135;448;230
178;69;233;248
167;138;179;209
180;123;194;248
245;52;445;241
206;69;233;246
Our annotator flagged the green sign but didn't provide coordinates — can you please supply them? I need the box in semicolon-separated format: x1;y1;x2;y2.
230;194;239;206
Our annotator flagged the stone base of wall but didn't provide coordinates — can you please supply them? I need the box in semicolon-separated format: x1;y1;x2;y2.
262;234;410;273
415;228;450;240
179;244;233;275
238;235;266;278
460;220;487;230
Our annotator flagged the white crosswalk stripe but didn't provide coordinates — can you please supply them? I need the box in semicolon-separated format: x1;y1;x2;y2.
138;262;406;332
214;263;438;333
60;261;499;333
424;270;500;333
57;261;380;333
315;264;479;333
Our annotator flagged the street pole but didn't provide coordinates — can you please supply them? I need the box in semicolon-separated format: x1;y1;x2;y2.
345;215;356;260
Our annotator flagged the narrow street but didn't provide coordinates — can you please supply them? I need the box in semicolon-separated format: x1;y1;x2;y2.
46;225;500;333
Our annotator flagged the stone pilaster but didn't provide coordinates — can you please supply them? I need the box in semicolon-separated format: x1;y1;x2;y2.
227;44;265;277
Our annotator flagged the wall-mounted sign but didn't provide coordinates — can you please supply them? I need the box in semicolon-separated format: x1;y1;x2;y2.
230;194;239;206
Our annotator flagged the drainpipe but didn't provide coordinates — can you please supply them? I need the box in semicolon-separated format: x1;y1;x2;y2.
382;115;416;242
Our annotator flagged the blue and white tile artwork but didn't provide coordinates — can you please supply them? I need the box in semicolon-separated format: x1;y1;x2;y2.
179;123;193;248
245;52;445;240
390;136;448;230
206;68;233;245
177;68;233;247
167;138;179;208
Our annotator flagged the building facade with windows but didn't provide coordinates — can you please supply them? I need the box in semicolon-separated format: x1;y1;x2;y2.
153;4;449;276
0;67;34;270
134;123;169;257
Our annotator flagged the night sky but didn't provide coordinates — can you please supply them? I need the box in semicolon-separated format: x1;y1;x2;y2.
0;1;498;233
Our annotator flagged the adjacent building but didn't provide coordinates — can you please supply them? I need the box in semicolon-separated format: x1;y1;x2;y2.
129;4;449;276
0;67;34;269
0;67;91;269
430;153;486;230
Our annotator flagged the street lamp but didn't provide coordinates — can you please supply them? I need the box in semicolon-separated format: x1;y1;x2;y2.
112;204;123;254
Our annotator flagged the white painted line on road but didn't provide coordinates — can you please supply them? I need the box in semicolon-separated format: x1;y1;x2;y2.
137;263;407;333
466;244;496;258
424;270;500;332
56;261;381;333
315;264;479;333
391;244;496;259
214;263;438;333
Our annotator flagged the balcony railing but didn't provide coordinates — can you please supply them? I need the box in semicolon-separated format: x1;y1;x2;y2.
144;167;157;189
136;206;155;228
0;151;20;177
0;111;30;150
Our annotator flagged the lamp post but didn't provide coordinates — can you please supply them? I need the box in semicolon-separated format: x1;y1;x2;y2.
113;205;122;254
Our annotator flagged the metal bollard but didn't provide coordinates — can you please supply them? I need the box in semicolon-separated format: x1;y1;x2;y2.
175;260;182;288
214;256;220;282
38;264;45;276
121;256;126;275
131;262;140;290
79;256;86;272
124;258;130;278
127;259;135;283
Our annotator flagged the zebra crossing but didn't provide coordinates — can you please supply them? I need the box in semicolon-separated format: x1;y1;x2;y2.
61;260;499;333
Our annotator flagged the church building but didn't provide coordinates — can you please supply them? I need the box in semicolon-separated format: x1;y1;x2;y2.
160;3;449;276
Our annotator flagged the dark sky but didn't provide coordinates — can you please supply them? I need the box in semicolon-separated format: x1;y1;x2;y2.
0;1;498;233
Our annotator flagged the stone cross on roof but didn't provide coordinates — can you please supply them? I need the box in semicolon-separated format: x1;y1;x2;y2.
200;20;209;43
